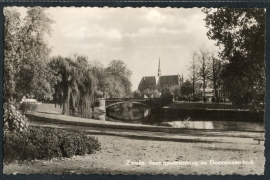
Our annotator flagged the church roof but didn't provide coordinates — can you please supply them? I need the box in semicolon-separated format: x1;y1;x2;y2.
139;76;156;85
159;75;179;85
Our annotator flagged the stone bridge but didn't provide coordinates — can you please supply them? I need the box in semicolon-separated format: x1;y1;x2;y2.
105;98;160;109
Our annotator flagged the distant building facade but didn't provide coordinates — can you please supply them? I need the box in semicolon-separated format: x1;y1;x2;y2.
138;59;184;93
138;76;157;92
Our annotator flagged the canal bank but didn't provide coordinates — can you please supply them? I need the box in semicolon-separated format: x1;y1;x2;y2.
153;107;264;122
25;112;264;133
31;103;264;132
151;102;264;122
104;101;264;122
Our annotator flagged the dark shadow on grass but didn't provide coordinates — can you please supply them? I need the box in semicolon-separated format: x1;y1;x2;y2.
199;146;251;152
37;111;61;115
29;120;263;142
30;124;221;143
88;132;223;143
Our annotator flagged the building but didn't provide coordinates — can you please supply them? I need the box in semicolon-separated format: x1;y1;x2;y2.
138;58;184;93
138;76;157;92
138;59;226;102
199;80;226;102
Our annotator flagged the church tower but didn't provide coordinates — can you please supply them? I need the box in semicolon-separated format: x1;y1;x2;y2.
158;58;161;77
182;73;184;82
157;58;162;92
181;73;184;86
178;72;184;86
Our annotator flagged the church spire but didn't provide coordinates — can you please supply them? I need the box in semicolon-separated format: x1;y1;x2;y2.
182;73;184;81
158;58;161;77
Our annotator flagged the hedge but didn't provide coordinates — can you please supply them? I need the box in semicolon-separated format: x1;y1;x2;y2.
3;127;101;163
19;102;38;113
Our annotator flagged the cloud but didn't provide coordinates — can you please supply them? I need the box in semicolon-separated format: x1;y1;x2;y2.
64;25;122;40
14;7;219;90
146;9;177;24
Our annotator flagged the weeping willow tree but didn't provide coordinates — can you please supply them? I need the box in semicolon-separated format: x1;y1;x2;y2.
49;55;96;118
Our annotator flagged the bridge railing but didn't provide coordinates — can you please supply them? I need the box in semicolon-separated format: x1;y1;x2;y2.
105;98;159;101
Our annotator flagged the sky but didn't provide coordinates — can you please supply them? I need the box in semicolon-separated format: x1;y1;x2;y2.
14;7;219;90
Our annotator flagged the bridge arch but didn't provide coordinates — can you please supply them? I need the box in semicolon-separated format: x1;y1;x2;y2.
105;101;149;109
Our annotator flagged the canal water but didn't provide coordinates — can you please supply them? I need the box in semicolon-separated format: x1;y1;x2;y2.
102;103;264;131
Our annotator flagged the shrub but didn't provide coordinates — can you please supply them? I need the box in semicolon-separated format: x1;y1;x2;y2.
203;97;207;103
4;130;40;162
4;103;28;133
19;102;38;113
28;128;62;159
159;91;173;106
3;127;101;163
192;97;201;102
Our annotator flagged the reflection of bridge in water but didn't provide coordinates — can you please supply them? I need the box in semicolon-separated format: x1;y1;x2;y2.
105;98;160;109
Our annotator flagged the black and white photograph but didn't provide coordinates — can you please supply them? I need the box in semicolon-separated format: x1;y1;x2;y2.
3;7;265;175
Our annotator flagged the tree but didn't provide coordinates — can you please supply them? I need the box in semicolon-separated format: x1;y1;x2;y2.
88;60;132;98
4;9;21;101
220;52;256;105
151;90;161;98
209;53;222;102
142;89;160;98
170;85;181;100
4;7;56;101
193;47;212;100
133;90;142;98
106;60;132;97
89;60;107;97
160;87;174;104
188;52;200;100
180;80;193;97
49;56;74;115
203;8;265;107
49;55;96;118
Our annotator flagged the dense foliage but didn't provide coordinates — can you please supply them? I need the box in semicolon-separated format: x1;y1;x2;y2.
132;90;142;98
49;55;96;118
50;57;132;118
4;127;101;163
141;89;161;98
159;88;174;106
4;7;57;101
180;80;193;97
4;103;28;133
4;8;133;119
90;60;132;98
203;8;265;107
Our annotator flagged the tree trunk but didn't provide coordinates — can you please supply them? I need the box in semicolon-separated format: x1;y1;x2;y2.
62;87;70;115
192;78;195;100
203;75;206;99
212;58;218;103
202;56;206;101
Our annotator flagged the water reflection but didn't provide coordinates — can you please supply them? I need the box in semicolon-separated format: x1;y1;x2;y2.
159;120;263;131
107;102;151;120
104;103;264;131
161;121;214;129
